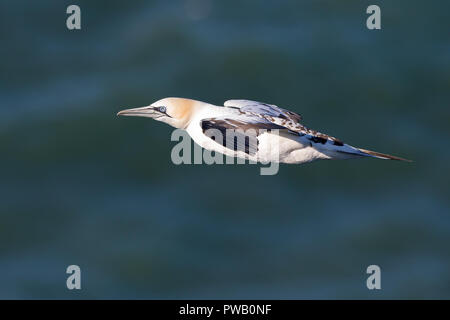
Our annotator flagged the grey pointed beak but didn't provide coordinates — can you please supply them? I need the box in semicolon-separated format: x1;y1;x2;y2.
117;106;158;118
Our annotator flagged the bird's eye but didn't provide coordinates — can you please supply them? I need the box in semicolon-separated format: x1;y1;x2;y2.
158;106;167;113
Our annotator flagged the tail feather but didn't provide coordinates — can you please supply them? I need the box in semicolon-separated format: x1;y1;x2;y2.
357;148;412;162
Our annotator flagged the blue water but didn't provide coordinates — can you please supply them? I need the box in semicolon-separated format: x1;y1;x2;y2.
0;0;449;298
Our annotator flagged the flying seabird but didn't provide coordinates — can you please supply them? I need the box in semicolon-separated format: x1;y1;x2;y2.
117;97;410;164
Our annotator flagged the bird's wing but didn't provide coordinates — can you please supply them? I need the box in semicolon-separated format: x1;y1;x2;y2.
224;99;344;146
201;114;285;155
224;99;302;123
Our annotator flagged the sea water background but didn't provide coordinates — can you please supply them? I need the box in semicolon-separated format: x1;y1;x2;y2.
0;0;449;298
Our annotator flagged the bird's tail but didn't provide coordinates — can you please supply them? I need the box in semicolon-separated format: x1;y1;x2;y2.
356;148;412;162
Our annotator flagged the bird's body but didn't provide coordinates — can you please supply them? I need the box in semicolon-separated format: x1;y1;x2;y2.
118;97;410;164
185;101;334;164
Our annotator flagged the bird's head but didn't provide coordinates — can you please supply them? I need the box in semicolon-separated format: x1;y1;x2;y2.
117;97;200;129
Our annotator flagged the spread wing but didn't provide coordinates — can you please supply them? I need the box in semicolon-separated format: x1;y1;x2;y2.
224;99;344;146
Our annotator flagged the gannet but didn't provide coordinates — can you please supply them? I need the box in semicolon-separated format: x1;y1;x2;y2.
117;97;410;164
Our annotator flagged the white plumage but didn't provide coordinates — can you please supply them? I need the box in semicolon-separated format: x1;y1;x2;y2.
118;97;410;164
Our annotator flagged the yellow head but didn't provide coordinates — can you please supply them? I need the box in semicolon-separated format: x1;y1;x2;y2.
117;97;201;129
